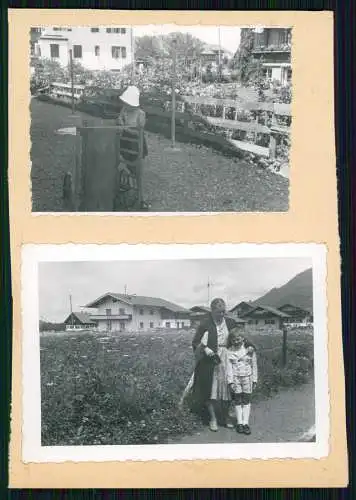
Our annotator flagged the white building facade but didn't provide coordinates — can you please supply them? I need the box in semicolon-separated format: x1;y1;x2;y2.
36;26;133;71
85;293;192;333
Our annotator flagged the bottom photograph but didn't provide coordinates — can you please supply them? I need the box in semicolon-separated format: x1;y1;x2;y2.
21;243;328;462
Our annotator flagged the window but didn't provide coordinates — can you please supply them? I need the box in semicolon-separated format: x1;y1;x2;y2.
139;308;144;315
73;45;82;58
119;321;126;331
150;322;154;328
94;45;100;56
265;319;275;325
149;309;154;315
119;308;125;315
91;27;100;32
165;322;171;328
106;309;112;316
50;44;59;58
139;322;144;329
107;27;126;34
111;46;126;59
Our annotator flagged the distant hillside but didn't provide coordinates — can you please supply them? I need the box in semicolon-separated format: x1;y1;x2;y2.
253;268;313;312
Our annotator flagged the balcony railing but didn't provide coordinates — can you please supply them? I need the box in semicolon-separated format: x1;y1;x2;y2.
90;314;132;321
252;44;291;53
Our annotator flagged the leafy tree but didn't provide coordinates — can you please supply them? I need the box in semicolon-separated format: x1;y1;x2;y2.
231;28;257;84
135;32;205;62
134;35;163;61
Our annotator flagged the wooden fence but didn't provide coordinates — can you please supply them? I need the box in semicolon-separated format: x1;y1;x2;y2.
164;95;291;159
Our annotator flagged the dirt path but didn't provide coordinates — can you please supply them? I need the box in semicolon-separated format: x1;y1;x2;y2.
173;382;315;444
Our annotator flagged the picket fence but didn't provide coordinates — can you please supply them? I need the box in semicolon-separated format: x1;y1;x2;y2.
164;95;291;159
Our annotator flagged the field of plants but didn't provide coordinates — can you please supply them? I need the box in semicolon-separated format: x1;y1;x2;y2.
40;328;314;446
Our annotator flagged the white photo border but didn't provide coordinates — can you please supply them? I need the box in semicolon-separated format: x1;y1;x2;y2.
21;243;329;463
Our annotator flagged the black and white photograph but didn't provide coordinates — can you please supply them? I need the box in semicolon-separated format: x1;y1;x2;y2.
21;244;328;463
30;25;291;213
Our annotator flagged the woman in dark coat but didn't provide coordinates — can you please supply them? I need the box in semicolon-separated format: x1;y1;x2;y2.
192;297;254;431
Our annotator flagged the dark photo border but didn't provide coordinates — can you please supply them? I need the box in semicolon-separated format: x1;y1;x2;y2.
1;0;355;498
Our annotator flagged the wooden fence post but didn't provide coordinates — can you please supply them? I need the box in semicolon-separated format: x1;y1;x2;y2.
282;321;288;367
269;108;277;158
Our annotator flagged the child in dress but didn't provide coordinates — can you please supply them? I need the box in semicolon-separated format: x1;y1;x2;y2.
226;329;258;435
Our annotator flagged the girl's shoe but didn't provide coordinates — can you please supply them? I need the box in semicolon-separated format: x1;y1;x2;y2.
209;420;218;432
236;424;244;434
226;422;234;429
243;425;251;435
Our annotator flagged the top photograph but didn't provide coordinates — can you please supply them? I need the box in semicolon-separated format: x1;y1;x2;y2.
29;25;292;213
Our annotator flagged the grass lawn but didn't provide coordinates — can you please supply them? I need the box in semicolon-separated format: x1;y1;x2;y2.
40;328;314;446
30;98;289;212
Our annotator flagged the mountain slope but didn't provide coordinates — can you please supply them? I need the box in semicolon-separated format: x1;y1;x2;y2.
253;268;313;311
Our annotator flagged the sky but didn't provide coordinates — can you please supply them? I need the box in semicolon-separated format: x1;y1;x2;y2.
132;25;241;54
39;257;312;322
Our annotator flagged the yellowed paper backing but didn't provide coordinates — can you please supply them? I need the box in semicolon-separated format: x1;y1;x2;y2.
8;8;348;488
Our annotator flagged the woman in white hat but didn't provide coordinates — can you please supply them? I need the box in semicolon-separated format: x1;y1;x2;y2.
116;85;149;210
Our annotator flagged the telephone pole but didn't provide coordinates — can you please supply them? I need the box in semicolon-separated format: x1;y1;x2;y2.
207;278;212;306
69;48;75;115
69;294;73;326
171;40;177;149
130;26;135;83
218;26;222;81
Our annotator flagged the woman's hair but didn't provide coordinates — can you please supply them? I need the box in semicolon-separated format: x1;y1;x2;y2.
226;329;244;349
210;297;225;310
226;328;257;351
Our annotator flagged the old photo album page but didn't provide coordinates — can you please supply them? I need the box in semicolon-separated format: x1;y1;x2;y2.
21;243;329;463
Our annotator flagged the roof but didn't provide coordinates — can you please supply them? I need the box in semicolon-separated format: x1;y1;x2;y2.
85;293;189;313
190;305;211;313
243;305;290;318
64;312;97;324
229;301;254;312
278;304;313;314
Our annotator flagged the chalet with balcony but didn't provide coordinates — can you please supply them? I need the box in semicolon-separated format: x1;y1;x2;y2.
84;292;192;333
190;305;246;329
241;305;290;330
242;27;292;85
229;301;255;318
200;44;232;65
64;311;98;331
278;304;313;325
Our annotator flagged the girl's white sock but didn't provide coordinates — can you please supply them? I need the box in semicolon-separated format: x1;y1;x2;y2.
235;405;243;424
242;403;251;425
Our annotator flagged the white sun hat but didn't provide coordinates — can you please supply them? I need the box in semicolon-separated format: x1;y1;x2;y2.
119;85;140;107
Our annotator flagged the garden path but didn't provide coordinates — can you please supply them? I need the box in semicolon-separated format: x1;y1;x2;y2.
173;381;315;444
